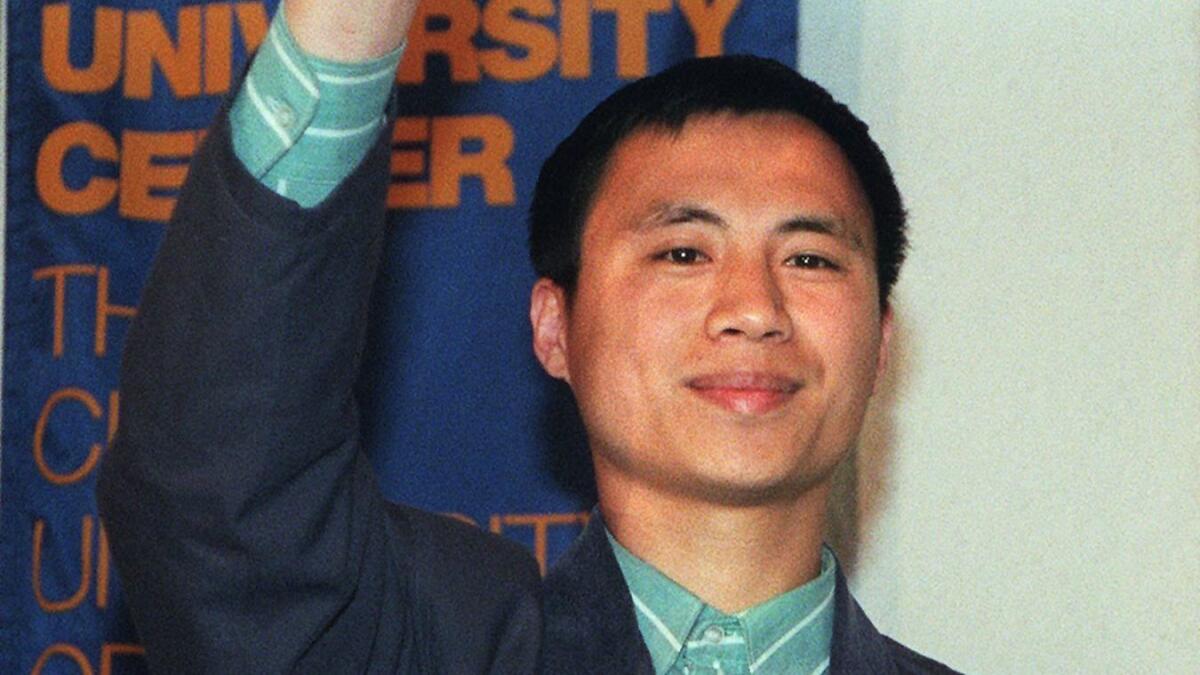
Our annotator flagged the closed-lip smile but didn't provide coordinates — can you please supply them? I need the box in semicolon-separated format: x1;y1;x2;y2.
685;372;802;415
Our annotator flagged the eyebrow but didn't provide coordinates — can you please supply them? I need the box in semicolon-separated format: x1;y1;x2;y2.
639;202;865;251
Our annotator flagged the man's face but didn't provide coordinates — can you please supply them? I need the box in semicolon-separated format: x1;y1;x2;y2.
531;112;891;506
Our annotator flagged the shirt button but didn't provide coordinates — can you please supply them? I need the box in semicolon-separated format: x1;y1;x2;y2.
702;624;725;644
266;96;296;129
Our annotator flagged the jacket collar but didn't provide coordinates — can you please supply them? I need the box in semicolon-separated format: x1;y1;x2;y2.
541;509;899;674
829;565;899;674
541;511;655;674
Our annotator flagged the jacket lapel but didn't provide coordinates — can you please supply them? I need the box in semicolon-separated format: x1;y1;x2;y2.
541;512;655;675
542;515;900;674
829;566;899;674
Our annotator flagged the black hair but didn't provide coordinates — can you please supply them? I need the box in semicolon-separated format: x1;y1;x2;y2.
528;54;907;308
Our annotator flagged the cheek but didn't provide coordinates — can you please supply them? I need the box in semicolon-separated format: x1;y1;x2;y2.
566;281;698;412
564;290;647;397
792;293;882;381
827;322;884;401
627;282;715;378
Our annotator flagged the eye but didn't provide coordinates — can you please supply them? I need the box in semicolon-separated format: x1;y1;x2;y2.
655;247;710;265
785;253;840;270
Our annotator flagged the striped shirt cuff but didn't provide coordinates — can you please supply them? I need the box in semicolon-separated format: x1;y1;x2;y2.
230;3;403;206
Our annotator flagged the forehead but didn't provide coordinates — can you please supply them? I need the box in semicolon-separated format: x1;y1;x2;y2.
584;112;874;245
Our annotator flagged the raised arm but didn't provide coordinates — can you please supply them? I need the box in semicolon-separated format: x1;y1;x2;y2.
97;2;540;672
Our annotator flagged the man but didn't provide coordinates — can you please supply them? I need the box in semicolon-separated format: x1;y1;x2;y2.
97;0;957;672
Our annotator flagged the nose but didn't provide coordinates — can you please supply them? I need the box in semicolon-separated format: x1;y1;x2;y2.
704;259;793;342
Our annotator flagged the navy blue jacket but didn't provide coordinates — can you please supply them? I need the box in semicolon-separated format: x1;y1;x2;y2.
545;513;959;674
98;104;958;674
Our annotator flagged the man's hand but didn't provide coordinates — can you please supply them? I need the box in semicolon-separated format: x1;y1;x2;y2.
285;0;421;61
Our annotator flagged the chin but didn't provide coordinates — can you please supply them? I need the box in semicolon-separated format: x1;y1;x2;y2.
676;461;838;508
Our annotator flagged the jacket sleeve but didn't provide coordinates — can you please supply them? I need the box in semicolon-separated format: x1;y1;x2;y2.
96;101;415;673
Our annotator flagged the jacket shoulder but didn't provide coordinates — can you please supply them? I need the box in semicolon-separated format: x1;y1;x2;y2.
386;505;542;673
393;505;541;592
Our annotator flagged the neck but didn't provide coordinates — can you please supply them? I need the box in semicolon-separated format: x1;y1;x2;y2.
598;476;831;614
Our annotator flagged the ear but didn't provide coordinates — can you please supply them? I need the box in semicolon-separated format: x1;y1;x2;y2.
530;278;571;381
873;305;894;395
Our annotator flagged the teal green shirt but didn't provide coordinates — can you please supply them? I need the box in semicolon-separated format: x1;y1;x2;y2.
229;4;403;207
608;532;836;675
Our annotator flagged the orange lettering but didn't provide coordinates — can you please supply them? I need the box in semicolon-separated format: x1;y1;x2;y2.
443;513;480;527
559;0;592;79
430;116;515;208
119;130;199;222
480;0;557;82
234;2;271;52
204;4;234;94
208;1;272;93
34;388;105;486
36;123;119;216
100;644;146;675
97;521;113;609
32;264;99;358
32;266;136;357
32;643;94;675
204;2;271;93
107;391;121;446
42;4;123;93
94;267;138;357
389;117;432;209
124;7;203;99
32;516;95;613
678;0;739;57
490;512;589;575
398;0;481;84
594;0;671;78
390;116;515;208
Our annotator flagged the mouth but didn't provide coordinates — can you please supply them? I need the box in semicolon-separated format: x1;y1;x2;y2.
684;372;802;415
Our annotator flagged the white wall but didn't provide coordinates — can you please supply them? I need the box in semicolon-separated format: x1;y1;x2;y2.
804;2;1200;673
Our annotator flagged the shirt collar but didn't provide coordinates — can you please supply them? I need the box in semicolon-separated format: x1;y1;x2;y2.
607;530;838;674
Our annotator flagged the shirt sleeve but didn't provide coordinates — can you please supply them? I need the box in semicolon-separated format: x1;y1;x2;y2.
229;3;403;207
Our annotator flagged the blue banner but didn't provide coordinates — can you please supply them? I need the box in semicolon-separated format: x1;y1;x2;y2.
2;1;797;671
